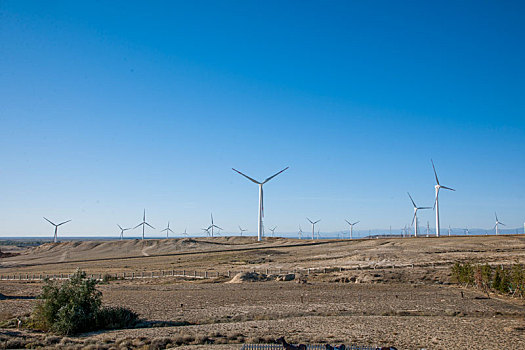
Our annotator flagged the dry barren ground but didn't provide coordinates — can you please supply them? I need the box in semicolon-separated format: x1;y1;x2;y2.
1;236;525;349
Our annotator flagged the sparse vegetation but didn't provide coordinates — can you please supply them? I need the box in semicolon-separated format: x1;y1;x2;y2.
452;261;525;298
29;268;138;335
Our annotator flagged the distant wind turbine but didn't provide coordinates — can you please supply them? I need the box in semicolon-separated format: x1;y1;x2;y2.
431;160;455;237
269;226;277;237
238;226;247;236
117;224;132;240
307;218;321;240
232;167;289;241
44;217;71;243
407;192;431;237
448;225;451;236
344;219;359;239
182;228;188;236
207;213;222;237
494;212;505;235
161;222;174;238
298;225;303;239
202;227;210;236
134;209;155;240
463;227;470;235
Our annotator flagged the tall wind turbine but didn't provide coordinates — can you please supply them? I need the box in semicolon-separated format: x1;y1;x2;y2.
134;209;155;240
117;224;131;240
269;226;277;237
44;217;71;243
238;226;247;236
344;219;359;239
307;218;320;240
232;167;289;241
161;222;174;238
431;160;455;237
407;192;431;237
207;213;222;237
494;212;505;235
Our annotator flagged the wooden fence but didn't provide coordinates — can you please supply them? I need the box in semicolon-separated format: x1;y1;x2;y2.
0;262;448;281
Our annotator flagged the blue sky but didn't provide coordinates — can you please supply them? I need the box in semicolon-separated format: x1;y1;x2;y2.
1;1;524;238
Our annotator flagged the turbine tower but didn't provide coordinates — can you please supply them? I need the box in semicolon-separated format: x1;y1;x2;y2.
407;192;431;237
238;226;247;236
431;160;455;237
161;222;174;238
232;167;289;241
344;219;359;239
207;213;222;237
494;212;505;235
269;226;277;237
43;217;71;243
307;218;320;240
117;224;131;240
134;209;155;240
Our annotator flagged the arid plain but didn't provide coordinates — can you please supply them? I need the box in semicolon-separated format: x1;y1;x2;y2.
1;235;525;349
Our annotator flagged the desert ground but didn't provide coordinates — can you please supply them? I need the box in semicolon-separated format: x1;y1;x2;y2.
1;235;525;349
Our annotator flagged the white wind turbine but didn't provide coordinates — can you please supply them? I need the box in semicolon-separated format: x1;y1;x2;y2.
207;213;222;237
44;217;71;243
431;159;455;237
307;218;320;240
117;224;132;240
494;212;505;235
407;192;431;238
182;228;188;236
269;226;277;237
232;167;289;241
134;209;155;240
238;226;247;236
298;225;303;239
344;219;359;239
202;227;210;236
161;222;174;238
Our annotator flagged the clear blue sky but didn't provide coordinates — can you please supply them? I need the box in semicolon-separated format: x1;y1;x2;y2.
1;1;524;238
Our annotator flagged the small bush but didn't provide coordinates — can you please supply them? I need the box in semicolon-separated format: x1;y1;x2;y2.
30;268;138;335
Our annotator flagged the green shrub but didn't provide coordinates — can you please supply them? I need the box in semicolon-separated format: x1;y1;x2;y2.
30;268;138;335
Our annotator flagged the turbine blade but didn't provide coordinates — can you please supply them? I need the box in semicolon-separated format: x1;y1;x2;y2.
143;209;146;221
353;221;359;225
117;224;123;230
500;222;506;226
407;192;417;208
495;212;498;221
314;219;321;224
345;219;351;225
433;189;439;210
441;185;455;191
133;223;142;229
232;168;261;184
431;159;440;185
57;220;71;226
260;186;264;217
43;217;56;226
262;167;289;184
419;207;432;210
412;213;416;226
145;222;155;229
307;218;313;224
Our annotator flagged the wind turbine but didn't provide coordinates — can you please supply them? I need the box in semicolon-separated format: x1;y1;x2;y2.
232;167;289;241
448;225;452;236
407;192;431;237
134;209;155;240
269;226;277;237
344;219;359;239
494;212;505;235
160;222;174;238
207;213;222;237
431;159;455;237
182;228;188;236
463;227;470;235
298;225;303;239
202;227;210;236
43;217;71;243
307;218;320;240
117;224;131;240
238;226;247;236
316;228;320;239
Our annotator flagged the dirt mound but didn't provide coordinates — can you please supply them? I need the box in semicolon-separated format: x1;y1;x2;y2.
227;272;269;283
